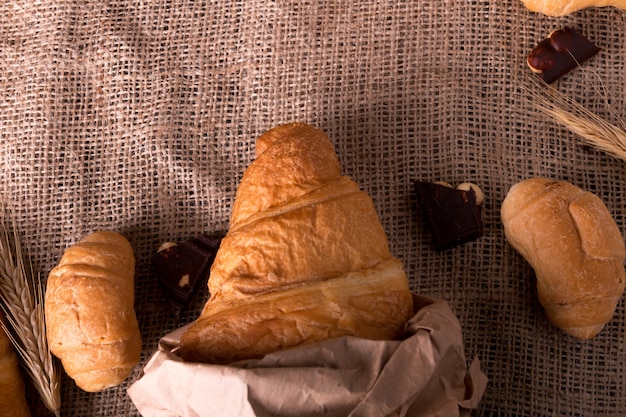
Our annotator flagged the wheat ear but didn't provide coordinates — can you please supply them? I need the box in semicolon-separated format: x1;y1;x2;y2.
0;209;61;416
524;77;626;163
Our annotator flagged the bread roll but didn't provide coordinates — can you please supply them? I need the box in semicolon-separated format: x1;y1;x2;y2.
179;123;414;364
501;178;626;339
45;231;142;392
521;0;626;16
0;314;31;417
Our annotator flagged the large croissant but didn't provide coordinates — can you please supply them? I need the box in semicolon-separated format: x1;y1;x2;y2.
179;123;414;364
501;178;626;339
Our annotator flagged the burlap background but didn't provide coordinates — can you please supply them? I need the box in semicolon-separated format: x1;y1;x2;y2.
2;0;626;416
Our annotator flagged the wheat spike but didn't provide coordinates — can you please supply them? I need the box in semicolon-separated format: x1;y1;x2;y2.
524;76;626;163
0;208;61;416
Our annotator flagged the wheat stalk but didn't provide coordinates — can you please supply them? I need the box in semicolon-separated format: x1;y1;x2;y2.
0;208;61;416
524;77;626;163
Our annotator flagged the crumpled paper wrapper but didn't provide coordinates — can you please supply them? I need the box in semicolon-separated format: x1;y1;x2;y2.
127;295;487;417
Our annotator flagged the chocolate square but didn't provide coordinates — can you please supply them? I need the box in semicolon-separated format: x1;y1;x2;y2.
414;181;483;251
527;27;601;84
152;233;223;324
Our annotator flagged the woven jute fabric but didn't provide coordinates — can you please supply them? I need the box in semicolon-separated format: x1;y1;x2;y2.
2;0;626;416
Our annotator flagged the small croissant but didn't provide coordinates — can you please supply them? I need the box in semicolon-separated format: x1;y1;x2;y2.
520;0;626;16
45;231;142;392
501;178;626;339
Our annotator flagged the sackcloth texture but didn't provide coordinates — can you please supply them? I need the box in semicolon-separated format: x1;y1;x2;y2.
1;0;626;416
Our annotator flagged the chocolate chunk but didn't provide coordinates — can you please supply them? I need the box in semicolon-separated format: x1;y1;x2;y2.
527;27;600;84
152;233;223;324
415;181;483;251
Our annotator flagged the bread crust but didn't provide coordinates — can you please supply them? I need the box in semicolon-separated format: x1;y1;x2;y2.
45;231;141;392
521;0;626;16
0;315;31;417
501;178;626;339
180;123;414;363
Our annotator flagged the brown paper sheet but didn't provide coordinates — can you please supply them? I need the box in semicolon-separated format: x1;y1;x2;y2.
127;295;487;417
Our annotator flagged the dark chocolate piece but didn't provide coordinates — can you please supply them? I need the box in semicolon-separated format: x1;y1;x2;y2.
527;27;600;84
414;181;483;251
152;233;223;324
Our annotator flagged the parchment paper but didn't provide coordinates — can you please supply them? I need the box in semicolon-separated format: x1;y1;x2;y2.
127;295;487;417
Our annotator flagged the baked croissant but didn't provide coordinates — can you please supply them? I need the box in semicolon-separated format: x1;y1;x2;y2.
179;122;414;364
0;313;31;417
521;0;626;16
501;178;626;339
45;231;142;392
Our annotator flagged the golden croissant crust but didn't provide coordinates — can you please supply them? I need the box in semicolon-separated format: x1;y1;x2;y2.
179;123;414;364
501;178;626;339
45;231;142;392
521;0;626;16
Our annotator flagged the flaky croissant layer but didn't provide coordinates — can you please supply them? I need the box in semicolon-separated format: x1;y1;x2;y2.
180;123;414;363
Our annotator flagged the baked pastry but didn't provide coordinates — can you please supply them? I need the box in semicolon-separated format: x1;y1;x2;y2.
521;0;626;16
0;313;31;417
179;122;414;364
45;231;142;392
501;178;626;339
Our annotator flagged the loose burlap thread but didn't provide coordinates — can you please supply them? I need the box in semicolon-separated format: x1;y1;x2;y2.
1;1;626;416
